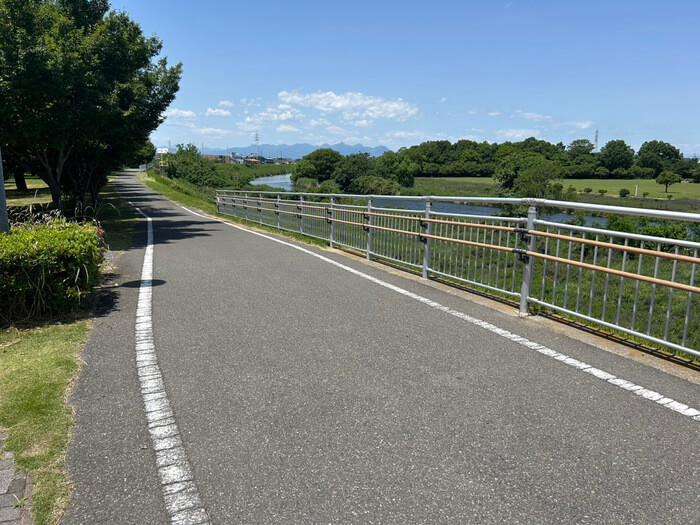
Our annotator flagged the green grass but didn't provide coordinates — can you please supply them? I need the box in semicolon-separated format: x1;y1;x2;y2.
4;176;52;207
137;170;327;247
406;177;498;197
566;178;700;200
0;321;90;525
0;173;137;524
407;176;700;214
91;177;137;252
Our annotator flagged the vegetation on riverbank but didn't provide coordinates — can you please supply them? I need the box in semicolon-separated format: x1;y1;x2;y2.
403;177;700;213
160;143;290;189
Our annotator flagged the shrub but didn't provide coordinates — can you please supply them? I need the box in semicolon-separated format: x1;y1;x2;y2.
583;187;593;194
598;189;608;195
642;191;649;198
618;188;630;197
0;221;104;323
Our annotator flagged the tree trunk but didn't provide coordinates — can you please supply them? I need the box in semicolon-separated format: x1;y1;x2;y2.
13;172;28;192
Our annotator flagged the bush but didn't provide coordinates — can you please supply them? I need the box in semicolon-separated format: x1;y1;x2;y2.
583;187;593;194
618;188;630;197
0;221;104;323
598;189;608;195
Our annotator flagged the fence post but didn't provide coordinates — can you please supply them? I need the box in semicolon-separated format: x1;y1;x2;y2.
366;198;373;260
244;192;249;221
519;205;538;316
277;194;281;229
300;195;305;234
422;200;432;279
329;197;336;248
0;146;9;233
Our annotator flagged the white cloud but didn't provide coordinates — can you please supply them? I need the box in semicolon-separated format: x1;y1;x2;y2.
439;97;447;103
386;130;424;139
218;100;235;108
276;124;300;133
237;105;305;131
353;119;371;127
566;120;594;130
487;111;502;117
206;108;232;117
309;118;331;128
326;125;346;135
496;129;540;140
190;126;232;136
164;108;196;119
467;109;480;115
512;110;552;122
278;90;419;122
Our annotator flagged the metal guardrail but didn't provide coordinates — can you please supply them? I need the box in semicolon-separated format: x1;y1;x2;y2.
216;190;700;358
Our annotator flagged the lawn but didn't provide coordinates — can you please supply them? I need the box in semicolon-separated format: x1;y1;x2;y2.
563;178;700;200
407;176;700;214
4;176;52;207
0;174;135;524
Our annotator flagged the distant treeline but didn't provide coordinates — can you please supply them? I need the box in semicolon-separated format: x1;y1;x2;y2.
163;144;290;189
293;137;700;198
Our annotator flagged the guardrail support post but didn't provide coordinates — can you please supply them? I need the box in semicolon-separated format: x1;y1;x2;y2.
519;205;538;316
366;198;373;260
245;192;249;221
0;146;8;233
277;195;281;229
300;196;305;234
422;200;432;279
329;197;336;248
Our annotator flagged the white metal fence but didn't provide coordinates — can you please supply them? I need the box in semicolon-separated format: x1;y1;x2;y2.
216;190;700;358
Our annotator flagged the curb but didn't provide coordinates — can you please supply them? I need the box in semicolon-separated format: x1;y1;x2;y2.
0;431;31;525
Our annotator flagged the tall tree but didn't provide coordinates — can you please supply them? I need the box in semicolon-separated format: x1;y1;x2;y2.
0;0;181;212
599;140;634;172
636;140;682;177
566;139;595;161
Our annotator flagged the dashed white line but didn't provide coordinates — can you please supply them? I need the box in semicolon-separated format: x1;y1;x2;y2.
179;203;700;423
132;204;210;524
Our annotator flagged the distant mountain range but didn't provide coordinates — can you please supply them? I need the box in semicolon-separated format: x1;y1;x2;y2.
194;142;390;159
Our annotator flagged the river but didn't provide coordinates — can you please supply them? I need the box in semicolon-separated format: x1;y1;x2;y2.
249;173;607;226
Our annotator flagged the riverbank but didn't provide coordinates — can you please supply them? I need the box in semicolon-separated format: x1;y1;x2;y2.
405;177;700;214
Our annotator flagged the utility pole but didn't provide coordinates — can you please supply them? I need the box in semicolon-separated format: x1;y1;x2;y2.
0;145;9;233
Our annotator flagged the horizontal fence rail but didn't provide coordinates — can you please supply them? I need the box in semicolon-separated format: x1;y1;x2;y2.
217;190;700;358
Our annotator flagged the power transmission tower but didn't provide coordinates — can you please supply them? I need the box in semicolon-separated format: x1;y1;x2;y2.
594;130;599;152
254;131;260;157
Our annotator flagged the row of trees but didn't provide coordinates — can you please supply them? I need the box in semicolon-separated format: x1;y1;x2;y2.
0;0;181;213
293;137;697;198
292;149;415;194
387;137;699;182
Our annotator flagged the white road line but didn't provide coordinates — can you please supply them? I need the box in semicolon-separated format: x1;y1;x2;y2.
179;204;700;424
131;204;210;525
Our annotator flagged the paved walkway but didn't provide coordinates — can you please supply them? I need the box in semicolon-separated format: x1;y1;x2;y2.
0;431;30;525
63;172;700;524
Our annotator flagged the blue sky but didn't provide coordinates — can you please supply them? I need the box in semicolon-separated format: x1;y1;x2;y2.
113;0;700;155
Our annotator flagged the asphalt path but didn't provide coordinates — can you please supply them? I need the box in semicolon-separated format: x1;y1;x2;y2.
65;171;700;524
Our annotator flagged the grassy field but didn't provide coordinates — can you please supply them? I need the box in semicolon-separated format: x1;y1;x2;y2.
137;170;327;247
564;178;700;200
408;176;700;213
4;176;52;207
0;322;90;525
0;175;136;524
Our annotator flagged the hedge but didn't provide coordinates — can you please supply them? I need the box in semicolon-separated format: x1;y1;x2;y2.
0;221;105;324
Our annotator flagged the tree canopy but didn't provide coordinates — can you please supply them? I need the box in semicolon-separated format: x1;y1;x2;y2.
0;0;181;212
